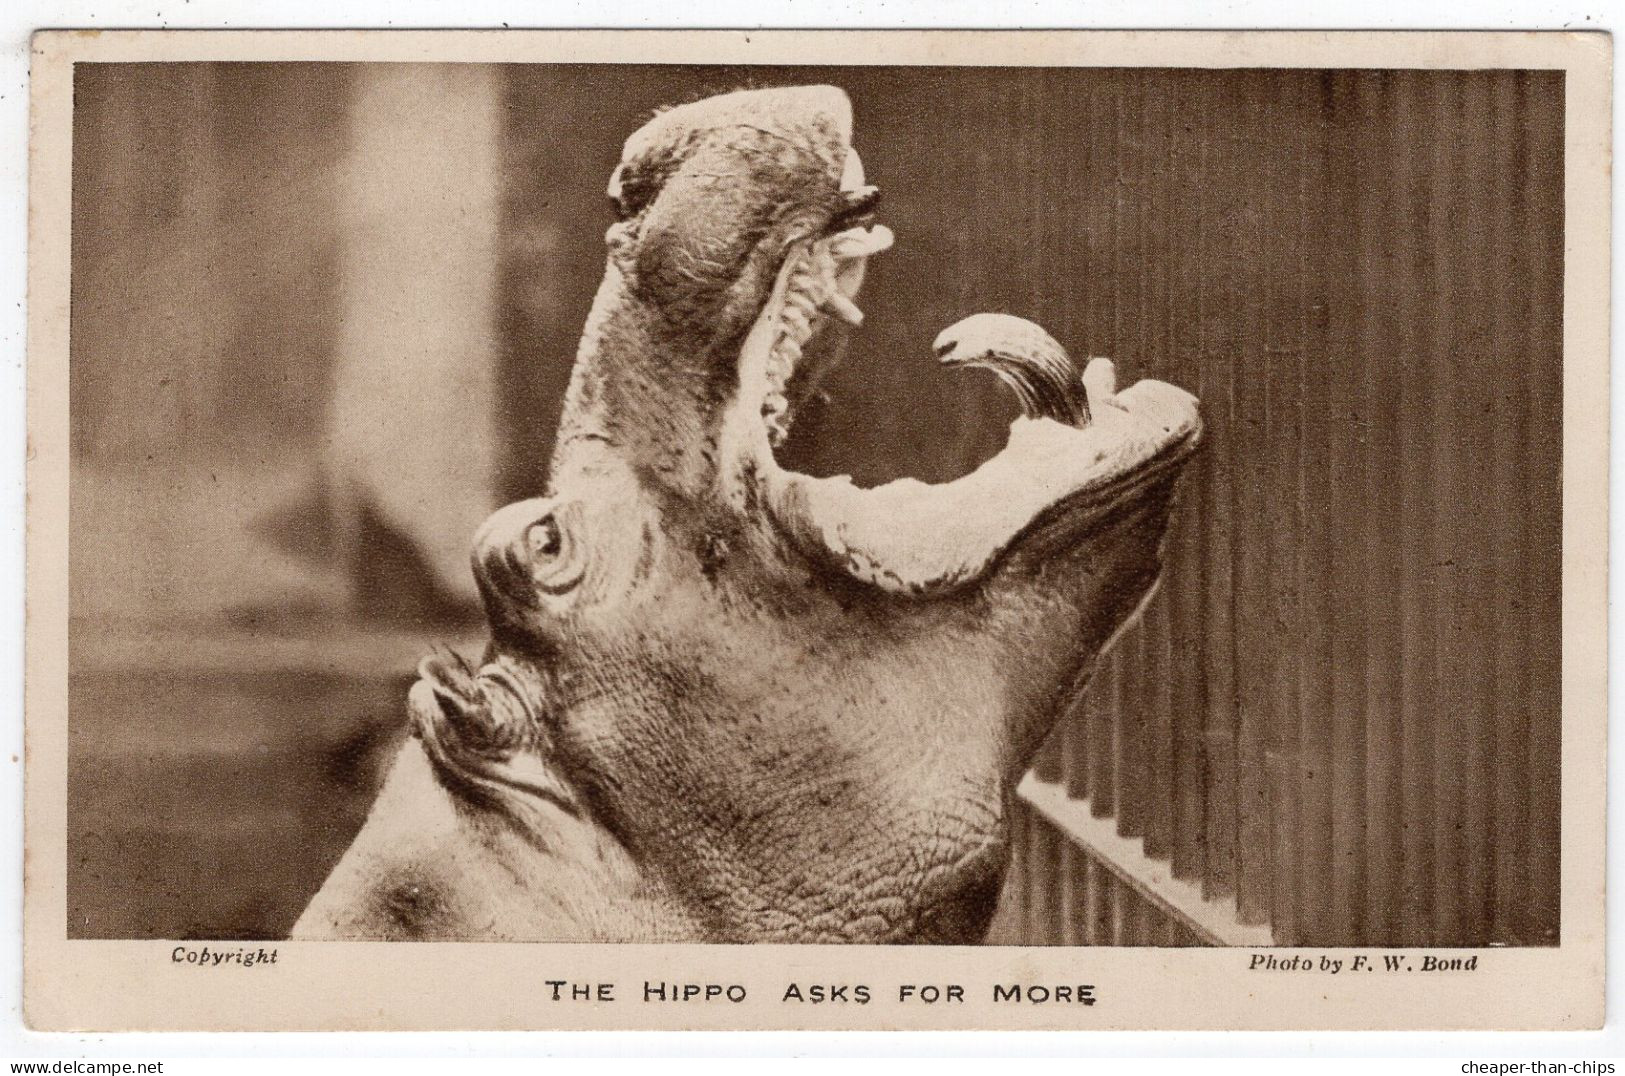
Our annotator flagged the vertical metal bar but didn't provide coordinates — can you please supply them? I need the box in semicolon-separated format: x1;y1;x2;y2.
1084;76;1122;824
1121;882;1144;945
1062;695;1089;804
1112;74;1148;846
1356;72;1407;945
1082;856;1104;945
1525;71;1564;946
1029;811;1062;945
1056;841;1075;946
1142;599;1175;860
1033;734;1064;786
1140;75;1177;867
1117;628;1148;843
1167;73;1210;889
1453;73;1500;946
1109;870;1128;946
1421;72;1465;947
1024;806;1046;945
1295;69;1343;946
1321;71;1371;947
1430;73;1469;945
1149;907;1171;947
1006;803;1031;944
1053;70;1094;816
1197;74;1240;906
1227;71;1276;929
1091;657;1120;820
1263;71;1308;947
1394;71;1441;947
1021;75;1069;819
1489;72;1533;945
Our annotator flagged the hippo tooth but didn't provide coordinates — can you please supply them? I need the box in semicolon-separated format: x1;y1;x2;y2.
762;391;791;444
765;410;791;448
827;225;894;260
932;313;1092;428
765;358;791;394
784;295;820;332
780;303;813;338
1082;356;1119;411
771;332;804;377
824;291;864;326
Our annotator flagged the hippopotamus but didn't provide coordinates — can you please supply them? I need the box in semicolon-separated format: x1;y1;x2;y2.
293;84;1201;943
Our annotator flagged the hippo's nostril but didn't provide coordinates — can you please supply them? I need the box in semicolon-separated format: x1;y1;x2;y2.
417;647;477;704
933;340;957;361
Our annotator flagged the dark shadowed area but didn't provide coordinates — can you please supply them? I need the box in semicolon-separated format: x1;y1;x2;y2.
68;64;1562;944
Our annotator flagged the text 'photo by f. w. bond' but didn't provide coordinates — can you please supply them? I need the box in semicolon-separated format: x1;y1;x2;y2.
24;29;1610;1031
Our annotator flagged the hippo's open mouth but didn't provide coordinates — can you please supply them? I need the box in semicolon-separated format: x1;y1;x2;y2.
733;148;1203;597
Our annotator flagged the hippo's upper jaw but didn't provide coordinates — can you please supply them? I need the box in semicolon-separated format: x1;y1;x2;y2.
296;85;1201;946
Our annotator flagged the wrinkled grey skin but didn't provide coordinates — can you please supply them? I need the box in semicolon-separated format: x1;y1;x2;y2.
295;86;1201;943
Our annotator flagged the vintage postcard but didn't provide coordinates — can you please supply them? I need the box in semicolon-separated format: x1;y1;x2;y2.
23;29;1609;1031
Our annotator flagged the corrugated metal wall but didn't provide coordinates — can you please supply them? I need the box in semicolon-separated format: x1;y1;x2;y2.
987;70;1566;948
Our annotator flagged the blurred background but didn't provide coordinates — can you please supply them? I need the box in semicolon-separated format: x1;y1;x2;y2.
69;63;1563;945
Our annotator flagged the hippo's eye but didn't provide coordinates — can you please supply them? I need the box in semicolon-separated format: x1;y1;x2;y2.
528;517;562;559
471;498;591;611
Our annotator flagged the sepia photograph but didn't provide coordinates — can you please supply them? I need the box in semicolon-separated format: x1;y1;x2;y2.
23;29;1609;1032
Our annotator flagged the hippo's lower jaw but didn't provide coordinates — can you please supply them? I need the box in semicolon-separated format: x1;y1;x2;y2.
297;85;1203;945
